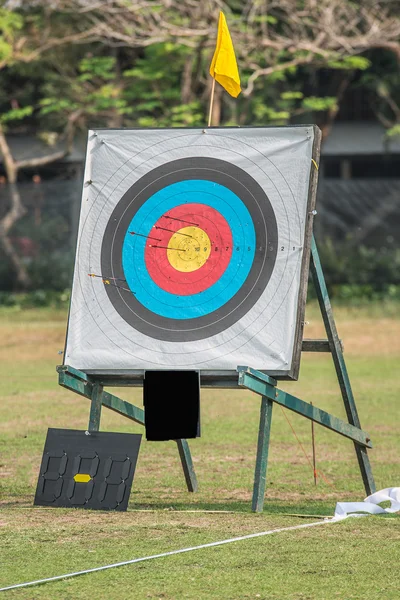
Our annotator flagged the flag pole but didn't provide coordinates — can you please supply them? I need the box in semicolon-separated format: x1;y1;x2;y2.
208;79;216;127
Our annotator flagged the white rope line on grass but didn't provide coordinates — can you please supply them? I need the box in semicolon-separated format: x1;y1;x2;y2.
0;518;335;592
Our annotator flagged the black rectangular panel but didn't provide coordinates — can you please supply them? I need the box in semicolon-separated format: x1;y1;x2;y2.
34;429;141;511
143;371;200;441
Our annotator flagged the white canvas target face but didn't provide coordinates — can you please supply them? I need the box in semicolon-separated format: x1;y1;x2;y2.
65;127;318;379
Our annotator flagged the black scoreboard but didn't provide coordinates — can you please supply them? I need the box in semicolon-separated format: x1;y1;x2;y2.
34;429;141;511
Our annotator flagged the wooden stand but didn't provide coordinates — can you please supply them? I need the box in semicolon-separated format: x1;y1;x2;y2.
238;235;375;512
57;235;375;512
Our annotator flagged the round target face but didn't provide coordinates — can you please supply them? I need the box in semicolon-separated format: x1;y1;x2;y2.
66;126;316;376
101;157;278;342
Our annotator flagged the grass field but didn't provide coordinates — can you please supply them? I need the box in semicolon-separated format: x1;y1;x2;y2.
0;303;399;599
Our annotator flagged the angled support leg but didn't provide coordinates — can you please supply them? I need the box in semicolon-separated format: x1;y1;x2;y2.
252;396;274;513
310;236;376;495
176;439;198;492
238;365;372;511
88;382;103;432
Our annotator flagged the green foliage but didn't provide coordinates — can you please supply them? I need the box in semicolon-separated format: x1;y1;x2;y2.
280;91;304;100
0;8;23;63
0;8;392;135
124;66;166;81
0;8;23;36
0;105;33;122
0;38;11;63
123;43;204;127
314;238;400;300
330;284;400;304
327;55;371;70
386;124;400;138
78;56;117;81
358;50;400;134
301;96;337;111
35;42;205;129
250;89;339;127
253;15;278;25
251;101;290;123
39;55;126;120
0;288;70;309
134;100;204;127
86;84;127;114
39;98;78;116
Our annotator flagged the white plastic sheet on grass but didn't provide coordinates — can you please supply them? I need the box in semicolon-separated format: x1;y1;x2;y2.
334;487;400;520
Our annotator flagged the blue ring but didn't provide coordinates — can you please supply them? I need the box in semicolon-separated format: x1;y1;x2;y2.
122;180;255;319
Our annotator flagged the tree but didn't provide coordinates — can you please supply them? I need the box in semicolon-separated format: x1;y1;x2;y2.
8;0;400;133
359;50;400;143
0;6;85;287
48;0;400;129
1;0;400;289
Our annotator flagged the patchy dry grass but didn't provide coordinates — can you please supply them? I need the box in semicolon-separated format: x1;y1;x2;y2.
304;306;400;357
0;303;399;599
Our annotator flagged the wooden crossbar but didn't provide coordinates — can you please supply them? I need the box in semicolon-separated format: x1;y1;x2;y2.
237;367;372;449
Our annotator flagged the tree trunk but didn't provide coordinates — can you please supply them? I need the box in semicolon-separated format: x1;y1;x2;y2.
319;75;351;139
0;117;78;290
181;54;194;104
108;48;124;128
0;225;31;288
0;182;31;288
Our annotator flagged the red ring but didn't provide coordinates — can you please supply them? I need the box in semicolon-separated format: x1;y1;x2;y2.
145;203;232;295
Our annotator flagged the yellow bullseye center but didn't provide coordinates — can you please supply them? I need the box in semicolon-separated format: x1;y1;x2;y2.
167;226;211;272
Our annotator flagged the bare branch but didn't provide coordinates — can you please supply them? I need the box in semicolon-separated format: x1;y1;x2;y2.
15;109;81;169
16;150;69;171
0;126;17;183
243;57;315;97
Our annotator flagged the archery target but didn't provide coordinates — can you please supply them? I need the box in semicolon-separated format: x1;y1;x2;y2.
101;157;278;341
65;127;317;378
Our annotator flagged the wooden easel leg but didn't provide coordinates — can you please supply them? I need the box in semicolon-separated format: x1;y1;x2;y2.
310;236;376;495
88;382;103;432
252;396;274;512
176;439;198;492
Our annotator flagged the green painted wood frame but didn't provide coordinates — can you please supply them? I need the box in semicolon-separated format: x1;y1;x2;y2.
310;235;375;498
237;235;375;512
56;365;198;493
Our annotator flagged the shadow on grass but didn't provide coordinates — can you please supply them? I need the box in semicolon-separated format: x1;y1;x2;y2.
4;497;398;519
2;496;333;516
127;499;334;516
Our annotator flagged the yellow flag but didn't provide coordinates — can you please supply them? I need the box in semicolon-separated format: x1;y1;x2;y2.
209;12;241;98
